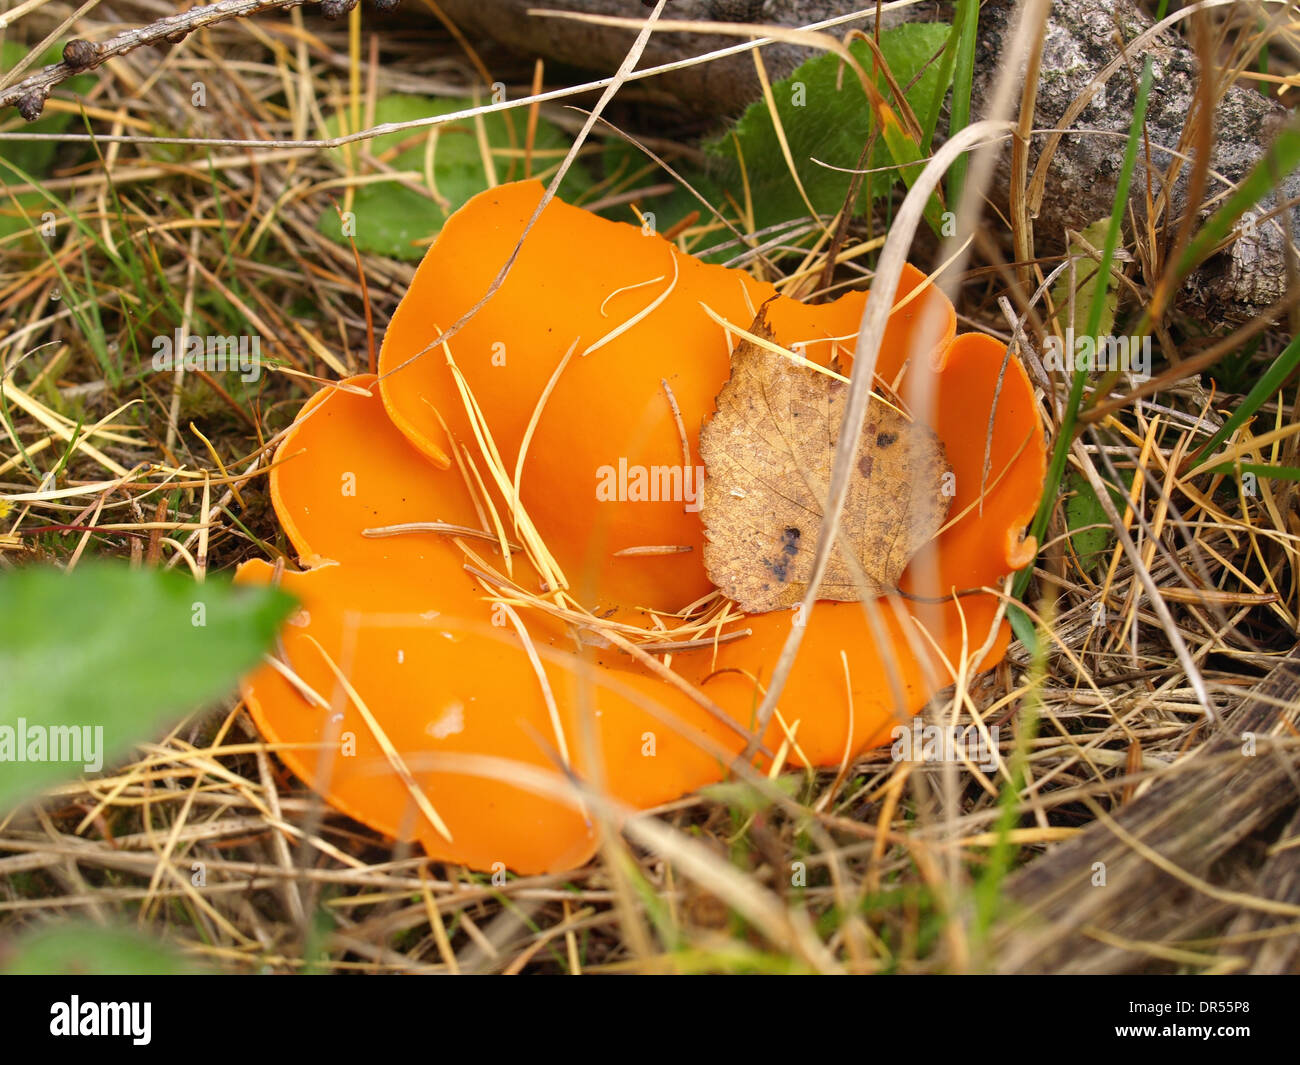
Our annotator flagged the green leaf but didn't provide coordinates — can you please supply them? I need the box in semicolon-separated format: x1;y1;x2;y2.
878;103;948;235
704;23;952;239
1065;468;1130;574
1006;602;1039;655
317;94;593;259
0;563;295;811
1050;218;1121;342
594;139;730;246
698;774;798;814
1;923;199;975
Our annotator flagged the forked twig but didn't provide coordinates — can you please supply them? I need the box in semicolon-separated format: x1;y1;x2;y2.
0;0;391;116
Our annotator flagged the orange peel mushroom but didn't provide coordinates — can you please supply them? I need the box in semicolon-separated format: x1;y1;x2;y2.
236;180;1045;874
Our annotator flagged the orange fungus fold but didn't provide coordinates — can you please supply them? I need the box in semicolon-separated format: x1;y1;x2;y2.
237;180;1045;874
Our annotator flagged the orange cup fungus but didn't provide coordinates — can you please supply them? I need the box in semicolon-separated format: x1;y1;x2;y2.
236;180;1045;874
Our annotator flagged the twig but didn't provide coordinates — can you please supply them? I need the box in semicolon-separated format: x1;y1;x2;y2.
0;0;398;118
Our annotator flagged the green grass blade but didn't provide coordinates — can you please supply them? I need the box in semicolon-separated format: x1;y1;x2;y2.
1188;331;1300;469
1174;116;1300;280
945;0;979;207
1015;56;1154;599
1206;462;1300;481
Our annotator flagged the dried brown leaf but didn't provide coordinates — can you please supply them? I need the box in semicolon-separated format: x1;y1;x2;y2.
699;308;951;614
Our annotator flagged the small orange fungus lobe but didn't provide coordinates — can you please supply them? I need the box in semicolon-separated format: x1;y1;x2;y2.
237;180;1045;874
